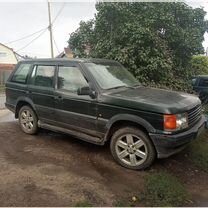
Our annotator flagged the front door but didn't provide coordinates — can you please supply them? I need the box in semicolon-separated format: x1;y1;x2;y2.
54;63;99;137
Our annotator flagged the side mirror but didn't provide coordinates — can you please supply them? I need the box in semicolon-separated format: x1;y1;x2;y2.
77;86;96;98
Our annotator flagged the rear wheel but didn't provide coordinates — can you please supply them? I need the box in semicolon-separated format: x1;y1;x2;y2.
19;105;38;135
110;127;156;170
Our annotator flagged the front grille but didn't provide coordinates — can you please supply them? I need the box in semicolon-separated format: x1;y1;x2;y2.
188;104;202;127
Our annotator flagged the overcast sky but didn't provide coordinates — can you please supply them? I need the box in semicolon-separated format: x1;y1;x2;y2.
0;1;207;58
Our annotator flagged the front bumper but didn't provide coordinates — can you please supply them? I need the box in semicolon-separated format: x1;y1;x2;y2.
149;115;206;158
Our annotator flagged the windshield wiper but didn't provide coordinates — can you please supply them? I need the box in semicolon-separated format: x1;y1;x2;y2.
132;84;141;88
107;85;134;90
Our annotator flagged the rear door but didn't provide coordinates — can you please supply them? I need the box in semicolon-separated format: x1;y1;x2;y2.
54;62;99;137
28;64;56;123
6;63;32;109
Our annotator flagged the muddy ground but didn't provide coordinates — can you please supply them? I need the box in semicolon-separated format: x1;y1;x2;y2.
0;110;207;206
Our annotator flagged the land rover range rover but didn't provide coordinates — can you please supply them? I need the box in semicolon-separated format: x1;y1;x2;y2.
5;58;205;169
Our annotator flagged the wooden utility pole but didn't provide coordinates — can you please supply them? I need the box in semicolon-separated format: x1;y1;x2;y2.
47;1;54;58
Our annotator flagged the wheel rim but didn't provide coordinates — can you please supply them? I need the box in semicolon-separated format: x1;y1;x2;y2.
115;134;148;167
20;110;34;131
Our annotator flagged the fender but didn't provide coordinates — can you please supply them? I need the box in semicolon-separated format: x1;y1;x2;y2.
15;96;36;118
104;114;156;141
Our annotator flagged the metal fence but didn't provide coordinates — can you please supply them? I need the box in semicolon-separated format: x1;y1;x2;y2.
0;70;12;85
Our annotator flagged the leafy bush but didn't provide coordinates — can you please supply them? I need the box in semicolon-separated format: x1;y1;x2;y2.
75;200;93;207
145;171;189;206
69;2;207;91
190;56;208;76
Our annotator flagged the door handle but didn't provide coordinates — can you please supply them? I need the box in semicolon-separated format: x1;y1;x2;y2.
54;95;63;100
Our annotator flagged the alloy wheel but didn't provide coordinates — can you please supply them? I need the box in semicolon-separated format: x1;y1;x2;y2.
115;134;148;167
20;110;34;131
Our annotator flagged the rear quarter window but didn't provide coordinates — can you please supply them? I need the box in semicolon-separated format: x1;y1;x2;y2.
11;63;31;84
191;78;197;86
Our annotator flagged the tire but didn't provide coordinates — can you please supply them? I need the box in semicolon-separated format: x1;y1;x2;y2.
110;127;156;170
18;105;38;135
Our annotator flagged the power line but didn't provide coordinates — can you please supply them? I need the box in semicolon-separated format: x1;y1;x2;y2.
16;28;48;52
5;27;47;45
52;2;65;25
6;3;65;56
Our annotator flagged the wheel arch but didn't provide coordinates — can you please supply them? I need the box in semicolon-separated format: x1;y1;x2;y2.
104;114;156;142
15;97;36;119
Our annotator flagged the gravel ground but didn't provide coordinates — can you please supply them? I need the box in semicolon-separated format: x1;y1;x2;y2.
0;110;207;206
0;112;146;206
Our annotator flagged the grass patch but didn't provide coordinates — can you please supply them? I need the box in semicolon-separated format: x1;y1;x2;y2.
113;200;131;207
0;85;5;93
188;130;208;172
75;200;93;207
144;171;189;207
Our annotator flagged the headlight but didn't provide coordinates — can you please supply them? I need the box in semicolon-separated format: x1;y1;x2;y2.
164;113;188;131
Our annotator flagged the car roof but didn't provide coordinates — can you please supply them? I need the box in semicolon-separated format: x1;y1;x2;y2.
192;75;208;78
18;58;118;64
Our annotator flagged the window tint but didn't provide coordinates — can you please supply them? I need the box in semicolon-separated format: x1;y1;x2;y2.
199;78;208;87
192;78;197;86
12;63;31;83
58;66;88;92
32;65;55;88
85;62;139;89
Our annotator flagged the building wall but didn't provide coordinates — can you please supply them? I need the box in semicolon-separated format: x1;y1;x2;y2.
0;70;12;85
0;44;17;64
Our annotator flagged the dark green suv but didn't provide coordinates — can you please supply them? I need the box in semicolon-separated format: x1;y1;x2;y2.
192;75;208;104
5;58;205;170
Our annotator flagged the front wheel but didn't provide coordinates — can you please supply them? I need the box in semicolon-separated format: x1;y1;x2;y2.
110;127;156;170
19;105;38;135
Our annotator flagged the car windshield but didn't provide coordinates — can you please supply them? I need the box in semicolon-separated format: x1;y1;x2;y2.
85;62;140;90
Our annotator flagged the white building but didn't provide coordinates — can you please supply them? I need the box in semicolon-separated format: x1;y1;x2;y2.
0;43;23;85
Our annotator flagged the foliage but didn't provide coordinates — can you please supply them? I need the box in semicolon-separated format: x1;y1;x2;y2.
144;171;189;206
75;200;93;207
69;2;208;91
188;130;208;172
189;56;208;76
113;200;131;207
69;20;95;58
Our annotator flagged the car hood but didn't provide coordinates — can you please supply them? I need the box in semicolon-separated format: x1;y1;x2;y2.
101;86;201;114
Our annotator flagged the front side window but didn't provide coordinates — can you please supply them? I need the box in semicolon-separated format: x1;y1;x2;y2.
58;66;88;92
85;62;139;90
12;63;31;83
31;65;55;88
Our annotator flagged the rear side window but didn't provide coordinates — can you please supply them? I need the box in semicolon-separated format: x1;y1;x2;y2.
199;78;208;87
12;63;31;83
31;65;55;88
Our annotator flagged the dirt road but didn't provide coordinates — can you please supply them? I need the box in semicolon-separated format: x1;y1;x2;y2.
0;110;207;206
0;111;146;206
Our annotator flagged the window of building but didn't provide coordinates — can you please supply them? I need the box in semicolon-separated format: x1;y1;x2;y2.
0;52;7;57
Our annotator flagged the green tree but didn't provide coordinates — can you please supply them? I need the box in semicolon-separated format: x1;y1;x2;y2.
69;2;208;90
189;56;208;76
